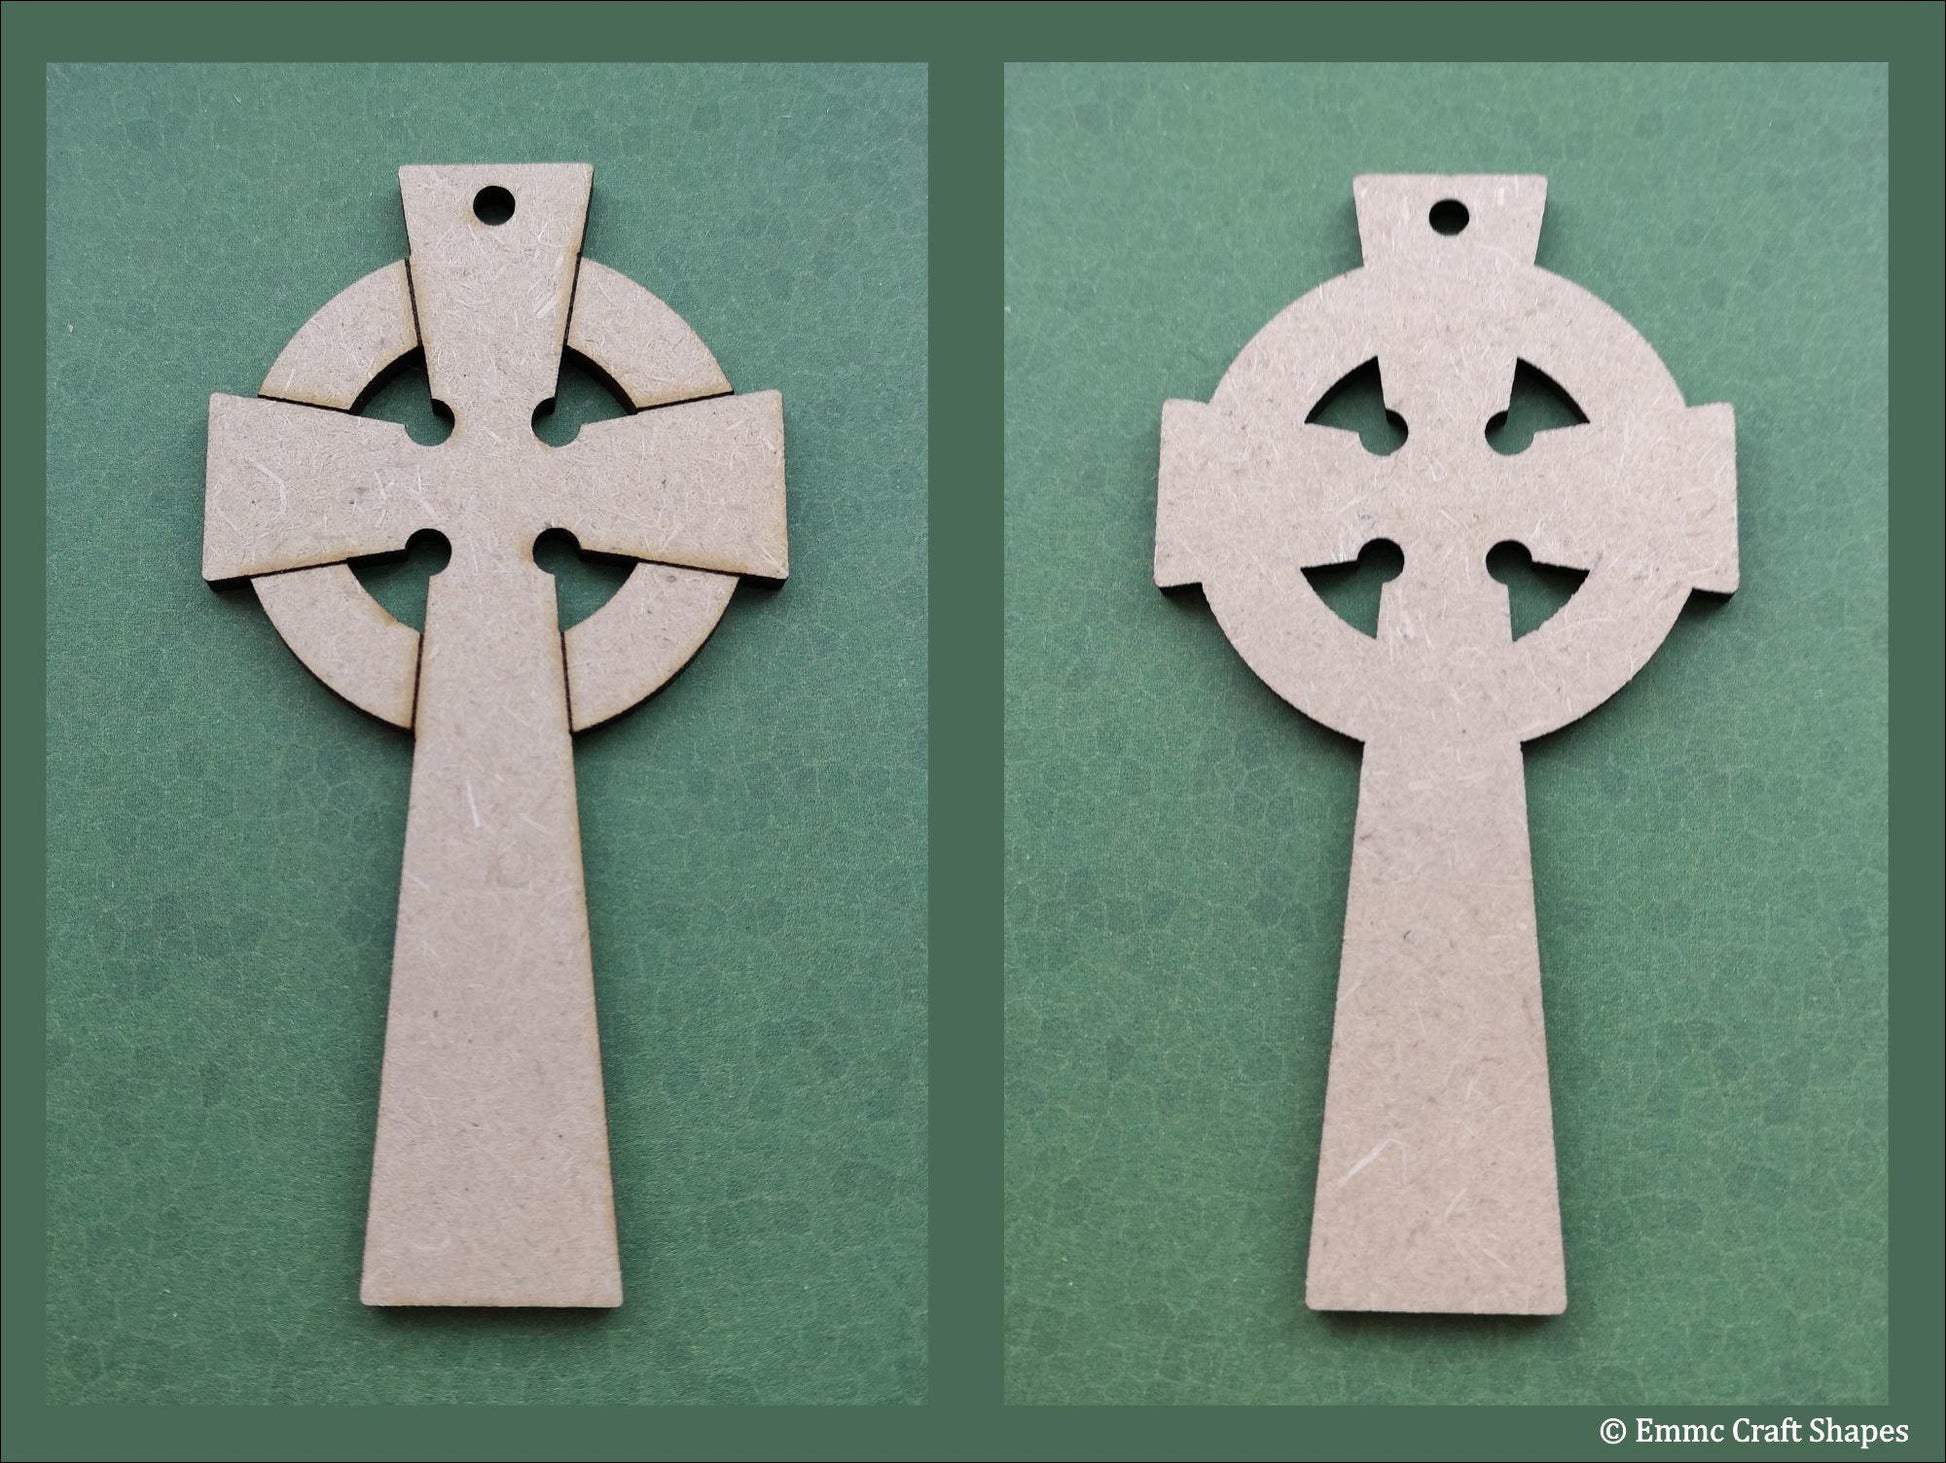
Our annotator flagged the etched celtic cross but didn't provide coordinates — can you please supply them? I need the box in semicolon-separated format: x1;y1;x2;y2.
204;164;787;1306
1157;175;1736;1313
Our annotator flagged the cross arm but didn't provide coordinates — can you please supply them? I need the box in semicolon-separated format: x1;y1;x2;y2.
1494;403;1738;592
203;394;432;583
1157;399;1399;588
547;391;788;581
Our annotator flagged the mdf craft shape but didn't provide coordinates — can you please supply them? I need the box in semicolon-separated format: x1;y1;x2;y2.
1155;176;1736;1315
204;164;787;1307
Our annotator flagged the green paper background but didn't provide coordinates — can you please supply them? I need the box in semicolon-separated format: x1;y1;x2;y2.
1004;63;1887;1405
46;62;927;1405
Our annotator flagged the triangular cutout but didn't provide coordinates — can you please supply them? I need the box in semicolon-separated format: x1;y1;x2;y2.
1486;540;1588;639
1306;359;1407;456
354;348;453;446
1485;360;1587;455
531;349;636;449
1303;538;1404;638
351;527;452;631
533;527;635;630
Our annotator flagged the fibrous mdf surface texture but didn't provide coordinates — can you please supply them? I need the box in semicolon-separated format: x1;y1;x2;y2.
203;163;787;1306
1156;175;1737;1314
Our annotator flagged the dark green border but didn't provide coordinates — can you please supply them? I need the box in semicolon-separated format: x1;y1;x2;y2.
5;3;1938;1459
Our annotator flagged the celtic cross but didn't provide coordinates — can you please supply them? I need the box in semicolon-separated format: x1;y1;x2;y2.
204;164;786;1307
1157;175;1736;1313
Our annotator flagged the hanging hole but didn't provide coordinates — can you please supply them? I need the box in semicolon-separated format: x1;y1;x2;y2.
351;528;452;631
1428;199;1469;236
1485;359;1588;456
473;185;516;225
1303;538;1404;638
533;527;634;629
1486;540;1588;640
1306;358;1407;456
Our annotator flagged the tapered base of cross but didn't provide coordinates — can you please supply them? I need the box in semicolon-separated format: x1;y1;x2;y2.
1303;731;1567;1316
358;552;622;1309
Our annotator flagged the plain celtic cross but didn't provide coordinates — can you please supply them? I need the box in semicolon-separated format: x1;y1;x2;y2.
1157;175;1737;1313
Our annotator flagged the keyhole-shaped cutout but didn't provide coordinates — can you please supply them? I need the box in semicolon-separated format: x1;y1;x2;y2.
532;349;636;449
533;527;634;630
1307;358;1407;456
352;527;452;631
1485;360;1587;455
1486;540;1588;640
355;348;453;446
1304;537;1404;638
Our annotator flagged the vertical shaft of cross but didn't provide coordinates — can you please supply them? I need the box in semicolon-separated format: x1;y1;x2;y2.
360;542;621;1307
356;163;618;1306
1304;728;1566;1315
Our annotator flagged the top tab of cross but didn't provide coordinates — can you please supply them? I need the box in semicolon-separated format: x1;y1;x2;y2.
399;164;593;429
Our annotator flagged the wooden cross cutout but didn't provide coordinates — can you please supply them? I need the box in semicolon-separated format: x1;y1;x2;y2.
204;164;787;1307
1157;176;1736;1313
